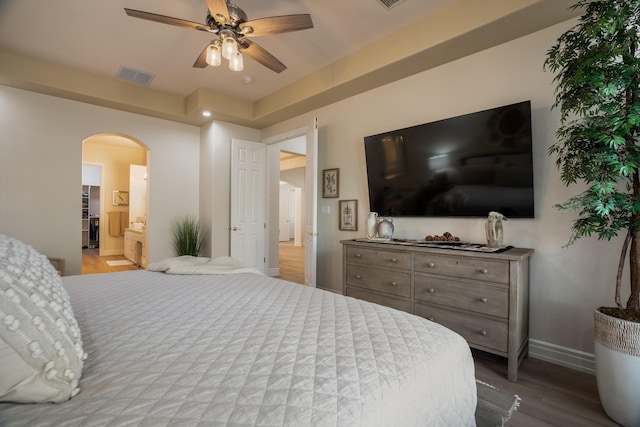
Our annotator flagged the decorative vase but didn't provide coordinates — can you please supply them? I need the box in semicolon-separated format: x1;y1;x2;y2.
594;309;640;426
377;217;394;240
485;211;505;248
366;212;378;239
485;220;503;248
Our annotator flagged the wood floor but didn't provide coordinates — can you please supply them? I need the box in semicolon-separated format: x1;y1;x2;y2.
474;350;618;426
82;245;617;426
81;248;141;274
277;240;305;284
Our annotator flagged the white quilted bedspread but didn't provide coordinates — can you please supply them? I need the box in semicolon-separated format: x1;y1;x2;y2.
0;270;476;426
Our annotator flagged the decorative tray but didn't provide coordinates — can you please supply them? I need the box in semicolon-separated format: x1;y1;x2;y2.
412;240;469;246
352;238;512;253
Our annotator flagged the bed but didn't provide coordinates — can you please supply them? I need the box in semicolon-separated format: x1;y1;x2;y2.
0;236;477;426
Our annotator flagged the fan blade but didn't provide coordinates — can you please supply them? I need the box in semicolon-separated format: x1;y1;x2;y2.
193;43;213;68
239;39;286;73
124;8;210;32
206;0;230;25
239;14;313;37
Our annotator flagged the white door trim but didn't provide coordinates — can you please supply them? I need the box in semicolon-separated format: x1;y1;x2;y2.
264;120;318;286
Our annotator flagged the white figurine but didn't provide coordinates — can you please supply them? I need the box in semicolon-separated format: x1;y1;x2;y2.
366;212;378;239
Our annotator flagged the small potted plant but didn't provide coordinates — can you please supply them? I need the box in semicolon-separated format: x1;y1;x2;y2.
172;215;206;257
544;1;640;424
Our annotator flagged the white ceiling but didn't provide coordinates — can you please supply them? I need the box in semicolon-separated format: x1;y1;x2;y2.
0;0;581;127
0;0;454;102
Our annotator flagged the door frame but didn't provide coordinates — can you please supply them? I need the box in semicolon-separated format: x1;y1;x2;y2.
263;120;318;286
81;162;104;254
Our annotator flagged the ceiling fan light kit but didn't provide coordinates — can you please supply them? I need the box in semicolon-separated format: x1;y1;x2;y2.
221;33;237;59
206;44;222;67
229;51;243;72
125;0;313;73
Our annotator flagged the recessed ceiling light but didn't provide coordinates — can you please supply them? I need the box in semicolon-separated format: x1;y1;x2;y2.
202;110;212;117
242;75;254;84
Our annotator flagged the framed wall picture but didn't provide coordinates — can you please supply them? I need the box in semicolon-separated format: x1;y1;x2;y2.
112;190;129;206
339;199;358;231
322;168;339;198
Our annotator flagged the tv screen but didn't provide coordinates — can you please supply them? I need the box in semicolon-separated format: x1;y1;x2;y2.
364;100;534;218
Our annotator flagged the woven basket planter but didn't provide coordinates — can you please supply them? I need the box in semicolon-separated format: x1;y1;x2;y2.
594;309;640;426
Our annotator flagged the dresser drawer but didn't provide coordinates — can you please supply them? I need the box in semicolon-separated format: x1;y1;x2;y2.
414;253;509;284
346;287;411;313
342;240;533;382
414;303;508;352
414;275;508;318
346;264;411;298
346;246;411;270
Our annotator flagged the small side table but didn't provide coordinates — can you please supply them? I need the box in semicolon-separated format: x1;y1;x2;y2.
47;257;66;276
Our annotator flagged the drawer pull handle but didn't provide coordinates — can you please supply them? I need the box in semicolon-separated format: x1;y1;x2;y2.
390;281;398;287
355;254;361;258
355;274;362;279
428;262;435;268
481;297;488;303
480;330;487;336
428;288;435;293
391;258;398;263
480;268;488;274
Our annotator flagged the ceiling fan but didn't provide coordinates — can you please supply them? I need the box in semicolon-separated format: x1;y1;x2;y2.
125;0;313;73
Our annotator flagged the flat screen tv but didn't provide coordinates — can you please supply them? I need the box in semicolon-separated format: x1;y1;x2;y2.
364;100;534;218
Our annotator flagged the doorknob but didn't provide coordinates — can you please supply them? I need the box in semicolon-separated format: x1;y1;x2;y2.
231;226;241;231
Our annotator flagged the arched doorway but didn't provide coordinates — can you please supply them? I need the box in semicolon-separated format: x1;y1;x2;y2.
81;133;149;274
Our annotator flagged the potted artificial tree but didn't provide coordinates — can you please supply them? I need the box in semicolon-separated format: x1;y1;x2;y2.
545;1;640;424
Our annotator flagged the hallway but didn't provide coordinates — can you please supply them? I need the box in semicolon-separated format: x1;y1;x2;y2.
278;240;305;285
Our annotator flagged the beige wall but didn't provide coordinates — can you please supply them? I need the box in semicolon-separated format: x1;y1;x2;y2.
82;136;147;255
199;121;261;258
0;15;620;371
261;18;619;369
0;86;200;275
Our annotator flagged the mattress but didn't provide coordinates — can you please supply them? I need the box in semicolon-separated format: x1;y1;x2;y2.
0;270;477;426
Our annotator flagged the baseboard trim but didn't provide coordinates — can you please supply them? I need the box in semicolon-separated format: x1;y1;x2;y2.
99;249;124;256
317;286;341;294
529;339;595;375
267;268;280;277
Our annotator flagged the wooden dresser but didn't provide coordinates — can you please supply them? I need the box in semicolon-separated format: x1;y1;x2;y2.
342;239;533;381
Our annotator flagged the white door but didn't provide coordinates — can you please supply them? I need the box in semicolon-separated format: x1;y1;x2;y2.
278;187;291;242
304;118;318;287
129;164;147;224
294;187;303;246
288;189;296;238
230;139;266;273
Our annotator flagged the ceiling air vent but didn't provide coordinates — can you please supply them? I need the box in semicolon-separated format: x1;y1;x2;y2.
116;66;155;86
377;0;406;10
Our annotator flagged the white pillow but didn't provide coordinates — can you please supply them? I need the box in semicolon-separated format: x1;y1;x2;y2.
0;234;86;403
146;255;210;272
